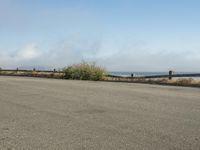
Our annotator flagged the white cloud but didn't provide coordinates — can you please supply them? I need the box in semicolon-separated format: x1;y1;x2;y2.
0;38;200;72
15;44;41;60
0;43;42;69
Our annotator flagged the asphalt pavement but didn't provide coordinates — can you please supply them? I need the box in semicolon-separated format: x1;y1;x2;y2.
0;76;200;150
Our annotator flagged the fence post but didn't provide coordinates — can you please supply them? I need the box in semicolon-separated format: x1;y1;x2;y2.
169;70;173;80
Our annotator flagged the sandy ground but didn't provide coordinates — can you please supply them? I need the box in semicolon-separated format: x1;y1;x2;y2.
0;76;200;150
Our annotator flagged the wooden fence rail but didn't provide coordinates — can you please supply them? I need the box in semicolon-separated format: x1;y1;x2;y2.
107;73;200;80
143;73;200;78
0;69;200;80
0;69;64;73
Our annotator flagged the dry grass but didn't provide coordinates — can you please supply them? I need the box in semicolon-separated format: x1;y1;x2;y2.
1;70;200;87
63;62;107;81
105;76;200;86
0;71;64;79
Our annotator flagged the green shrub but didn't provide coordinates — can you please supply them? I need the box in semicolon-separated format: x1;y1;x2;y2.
63;62;107;81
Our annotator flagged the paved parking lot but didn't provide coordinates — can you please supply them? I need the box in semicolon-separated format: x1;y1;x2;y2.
0;76;200;150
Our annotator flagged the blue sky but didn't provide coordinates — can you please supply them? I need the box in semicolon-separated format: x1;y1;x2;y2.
0;0;200;71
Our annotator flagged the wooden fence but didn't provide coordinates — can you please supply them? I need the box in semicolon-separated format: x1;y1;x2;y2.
107;72;200;80
0;69;200;80
0;69;63;73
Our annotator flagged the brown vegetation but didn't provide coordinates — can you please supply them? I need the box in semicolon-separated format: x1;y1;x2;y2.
0;69;200;87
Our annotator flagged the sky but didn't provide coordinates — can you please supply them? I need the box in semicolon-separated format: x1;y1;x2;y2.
0;0;200;72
